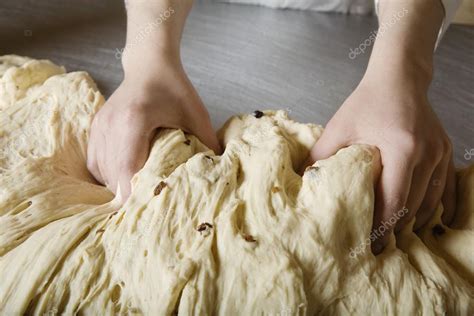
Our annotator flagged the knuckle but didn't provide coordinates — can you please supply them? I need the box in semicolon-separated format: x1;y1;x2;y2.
122;105;140;123
396;132;417;156
121;103;151;127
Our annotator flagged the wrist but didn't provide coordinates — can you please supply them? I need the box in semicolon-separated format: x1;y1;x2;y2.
364;47;434;92
363;0;444;91
121;56;194;100
122;45;182;76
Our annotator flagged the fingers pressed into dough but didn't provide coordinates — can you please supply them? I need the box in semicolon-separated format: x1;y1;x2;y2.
413;154;450;230
372;155;414;253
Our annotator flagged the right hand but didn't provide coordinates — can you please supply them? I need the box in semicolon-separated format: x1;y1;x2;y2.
86;58;220;202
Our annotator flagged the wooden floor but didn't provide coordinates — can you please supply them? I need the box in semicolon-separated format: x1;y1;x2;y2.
1;0;473;166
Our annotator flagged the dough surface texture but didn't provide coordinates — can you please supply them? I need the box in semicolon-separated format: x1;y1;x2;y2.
0;56;473;315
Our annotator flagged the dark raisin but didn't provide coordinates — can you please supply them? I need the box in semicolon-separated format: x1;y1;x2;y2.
253;110;264;118
27;201;32;206
243;234;256;242
197;222;213;232
197;222;213;237
154;181;167;196
432;224;445;236
184;139;191;145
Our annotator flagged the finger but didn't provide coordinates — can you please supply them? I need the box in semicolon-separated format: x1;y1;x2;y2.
299;130;348;173
117;170;135;204
396;160;439;232
371;156;413;254
189;119;221;154
441;156;456;225
194;126;221;154
114;129;155;202
86;152;105;185
412;155;450;231
86;130;105;185
102;132;119;194
309;131;348;162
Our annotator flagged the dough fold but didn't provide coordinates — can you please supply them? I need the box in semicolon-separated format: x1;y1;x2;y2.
0;56;473;315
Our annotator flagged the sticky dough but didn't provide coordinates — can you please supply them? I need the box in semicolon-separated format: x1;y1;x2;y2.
0;56;473;315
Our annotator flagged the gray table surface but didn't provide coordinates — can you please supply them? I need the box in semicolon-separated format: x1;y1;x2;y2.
1;0;473;166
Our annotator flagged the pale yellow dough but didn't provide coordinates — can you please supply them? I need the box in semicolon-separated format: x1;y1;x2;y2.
0;56;473;315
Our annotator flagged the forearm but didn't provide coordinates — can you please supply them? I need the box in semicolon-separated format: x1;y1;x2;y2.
122;0;193;72
365;0;444;89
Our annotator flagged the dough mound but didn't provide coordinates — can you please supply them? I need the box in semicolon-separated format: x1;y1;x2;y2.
0;56;473;315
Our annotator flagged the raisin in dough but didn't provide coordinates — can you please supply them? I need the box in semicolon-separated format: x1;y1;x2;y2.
0;56;473;315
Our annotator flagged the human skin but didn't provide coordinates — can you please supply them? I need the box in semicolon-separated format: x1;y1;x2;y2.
87;0;455;254
87;0;219;200
306;0;455;253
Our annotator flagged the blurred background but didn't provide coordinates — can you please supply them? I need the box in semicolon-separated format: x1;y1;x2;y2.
0;0;472;166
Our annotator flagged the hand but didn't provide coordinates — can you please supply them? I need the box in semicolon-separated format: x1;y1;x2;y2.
87;59;220;202
305;72;456;254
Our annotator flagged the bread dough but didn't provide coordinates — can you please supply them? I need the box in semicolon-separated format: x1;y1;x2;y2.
0;56;473;315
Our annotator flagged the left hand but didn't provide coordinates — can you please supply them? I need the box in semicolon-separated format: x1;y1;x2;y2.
304;72;456;254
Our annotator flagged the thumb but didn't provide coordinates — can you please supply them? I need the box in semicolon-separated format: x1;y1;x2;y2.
198;128;221;154
115;129;155;203
189;122;222;155
300;131;348;173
